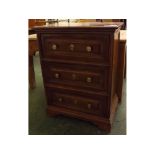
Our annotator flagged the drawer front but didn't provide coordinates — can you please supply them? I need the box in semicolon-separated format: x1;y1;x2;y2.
46;88;107;116
42;62;109;91
40;34;111;64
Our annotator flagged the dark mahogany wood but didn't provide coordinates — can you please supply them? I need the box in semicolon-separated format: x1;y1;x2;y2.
34;22;123;132
117;30;126;102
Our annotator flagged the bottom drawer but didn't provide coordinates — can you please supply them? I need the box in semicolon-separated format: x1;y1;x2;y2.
46;87;108;116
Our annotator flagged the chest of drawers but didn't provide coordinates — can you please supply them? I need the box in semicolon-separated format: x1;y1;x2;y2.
34;22;123;132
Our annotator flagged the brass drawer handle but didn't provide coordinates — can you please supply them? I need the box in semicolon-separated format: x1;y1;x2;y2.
58;97;62;102
86;77;92;83
88;104;91;109
51;44;57;50
72;74;76;80
55;73;60;79
69;44;74;51
86;46;92;52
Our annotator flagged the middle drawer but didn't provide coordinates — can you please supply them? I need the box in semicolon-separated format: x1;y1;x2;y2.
42;61;109;92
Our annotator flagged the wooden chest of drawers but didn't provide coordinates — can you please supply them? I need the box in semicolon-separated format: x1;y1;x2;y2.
34;22;123;132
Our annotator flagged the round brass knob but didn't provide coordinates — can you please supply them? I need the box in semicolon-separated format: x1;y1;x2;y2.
55;73;60;79
86;77;92;83
88;104;91;109
86;46;92;52
58;98;62;102
69;44;74;51
74;100;78;104
52;44;57;50
72;74;76;80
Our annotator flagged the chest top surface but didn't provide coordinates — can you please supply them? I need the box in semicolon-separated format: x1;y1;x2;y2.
33;22;123;33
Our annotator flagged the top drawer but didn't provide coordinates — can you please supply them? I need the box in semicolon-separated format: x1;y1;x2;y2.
40;33;112;64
